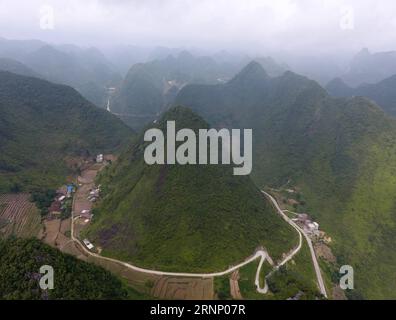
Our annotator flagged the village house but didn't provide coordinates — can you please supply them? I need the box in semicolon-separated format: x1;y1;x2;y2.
292;213;320;236
96;154;104;163
80;209;93;220
87;186;100;202
66;184;74;198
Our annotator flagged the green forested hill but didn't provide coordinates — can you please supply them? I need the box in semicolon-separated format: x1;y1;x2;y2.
112;62;164;116
84;106;297;272
0;238;128;300
111;52;229;120
175;61;396;299
0;71;133;193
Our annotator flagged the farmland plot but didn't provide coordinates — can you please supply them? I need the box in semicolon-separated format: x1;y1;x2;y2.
0;194;42;238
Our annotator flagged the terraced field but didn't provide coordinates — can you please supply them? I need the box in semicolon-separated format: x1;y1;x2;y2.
0;194;42;238
151;277;214;300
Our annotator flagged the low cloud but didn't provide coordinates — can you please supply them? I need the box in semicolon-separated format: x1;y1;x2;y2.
1;0;395;55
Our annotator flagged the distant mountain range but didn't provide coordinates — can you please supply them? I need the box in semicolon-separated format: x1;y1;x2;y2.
0;71;132;193
175;61;396;299
5;37;396;299
112;54;288;130
341;48;396;87
0;38;121;108
326;75;396;116
111;50;245;118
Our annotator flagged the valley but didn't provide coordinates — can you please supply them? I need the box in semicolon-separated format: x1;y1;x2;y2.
0;144;328;300
2;6;396;301
61;154;328;299
0;61;382;300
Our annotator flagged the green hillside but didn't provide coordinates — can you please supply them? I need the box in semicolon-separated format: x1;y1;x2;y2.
84;106;297;272
175;61;396;299
0;237;129;300
112;62;164;117
0;71;133;193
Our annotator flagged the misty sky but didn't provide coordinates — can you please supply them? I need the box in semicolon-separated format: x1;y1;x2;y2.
1;0;396;55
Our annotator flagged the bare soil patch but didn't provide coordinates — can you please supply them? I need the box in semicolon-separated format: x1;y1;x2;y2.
314;242;336;263
230;270;242;300
42;219;61;247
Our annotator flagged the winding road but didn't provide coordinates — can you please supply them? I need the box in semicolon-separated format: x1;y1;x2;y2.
70;190;270;292
261;191;328;298
70;170;327;298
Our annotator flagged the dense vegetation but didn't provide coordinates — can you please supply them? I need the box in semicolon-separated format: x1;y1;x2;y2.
175;61;396;299
237;241;319;300
0;238;129;300
30;189;56;216
214;276;232;300
84;106;297;272
0;71;133;193
266;241;320;300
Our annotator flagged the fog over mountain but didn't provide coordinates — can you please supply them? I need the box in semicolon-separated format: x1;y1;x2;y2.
4;0;396;302
1;0;396;57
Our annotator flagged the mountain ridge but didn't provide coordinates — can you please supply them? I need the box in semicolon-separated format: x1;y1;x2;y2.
0;71;133;192
175;63;396;299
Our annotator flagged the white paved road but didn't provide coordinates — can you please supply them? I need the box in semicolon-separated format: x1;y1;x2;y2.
70;175;326;297
71;193;270;286
261;191;328;298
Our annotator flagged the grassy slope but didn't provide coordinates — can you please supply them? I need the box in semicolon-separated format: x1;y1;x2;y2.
0;71;133;192
84;106;297;272
175;63;396;298
238;241;318;300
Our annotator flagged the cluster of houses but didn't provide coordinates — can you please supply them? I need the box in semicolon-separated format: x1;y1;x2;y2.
79;209;93;221
96;154;104;163
88;185;101;203
292;213;320;236
292;213;331;243
48;184;75;216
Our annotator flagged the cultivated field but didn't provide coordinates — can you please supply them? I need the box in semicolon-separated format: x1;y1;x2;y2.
0;193;42;238
151;277;214;300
